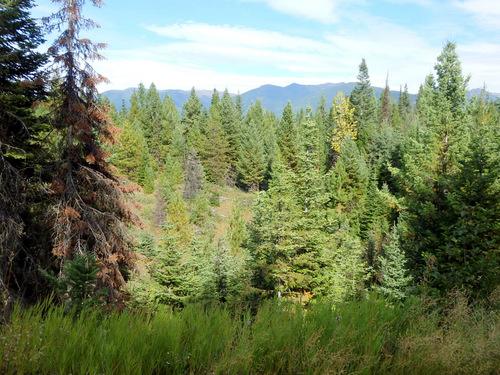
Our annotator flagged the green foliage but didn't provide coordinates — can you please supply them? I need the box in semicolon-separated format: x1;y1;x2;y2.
329;136;369;234
350;58;377;150
2;293;498;374
200;94;230;184
111;120;147;183
276;101;298;170
237;119;267;190
377;225;413;300
40;253;105;312
0;0;47;303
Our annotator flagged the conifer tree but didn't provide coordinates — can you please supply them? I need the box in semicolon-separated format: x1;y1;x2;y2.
181;87;204;150
350;58;377;150
237;119;267;190
111;119;147;183
329;136;369;234
0;0;48;302
44;0;137;299
128;83;147;123
141;83;171;165
379;77;392;125
199;90;230;184
377;225;412;300
398;84;412;121
276;101;298;170
220;89;241;184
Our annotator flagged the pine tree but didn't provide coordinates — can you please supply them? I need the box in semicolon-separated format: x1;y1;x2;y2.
181;87;204;150
111;119;147;183
434;41;470;119
377;225;412;300
128;83;147;123
141;83;171;166
379;77;392;125
0;0;48;302
44;0;137;299
276;101;298;170
350;58;377;150
237;119;267;190
220;89;241;185
329;136;369;235
398;84;412;121
314;93;330;170
199;90;230;184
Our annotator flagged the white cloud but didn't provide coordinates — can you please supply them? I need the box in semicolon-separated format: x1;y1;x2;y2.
147;23;328;52
457;43;500;92
93;58;333;93
454;0;500;30
241;0;342;23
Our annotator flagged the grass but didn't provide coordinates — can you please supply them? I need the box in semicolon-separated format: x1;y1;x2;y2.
211;186;255;245
1;293;498;374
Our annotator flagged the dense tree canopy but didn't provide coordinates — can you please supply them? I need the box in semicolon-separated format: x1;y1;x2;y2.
1;1;498;311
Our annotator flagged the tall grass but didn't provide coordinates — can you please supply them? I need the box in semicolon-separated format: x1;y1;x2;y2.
1;293;498;374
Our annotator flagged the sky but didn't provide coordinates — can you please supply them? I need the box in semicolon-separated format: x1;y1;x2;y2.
31;0;500;94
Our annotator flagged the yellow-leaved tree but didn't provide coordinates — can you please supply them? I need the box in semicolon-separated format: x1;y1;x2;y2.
329;92;358;153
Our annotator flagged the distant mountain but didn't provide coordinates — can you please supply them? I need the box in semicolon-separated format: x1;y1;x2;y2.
102;83;496;115
102;88;215;112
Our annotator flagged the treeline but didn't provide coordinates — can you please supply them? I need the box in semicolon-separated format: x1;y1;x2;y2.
1;0;499;311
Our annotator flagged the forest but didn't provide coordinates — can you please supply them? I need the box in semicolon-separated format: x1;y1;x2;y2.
1;0;499;374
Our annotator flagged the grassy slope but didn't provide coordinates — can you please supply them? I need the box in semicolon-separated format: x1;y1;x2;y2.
211;187;255;245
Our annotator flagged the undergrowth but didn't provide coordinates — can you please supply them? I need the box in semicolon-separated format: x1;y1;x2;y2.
1;293;498;374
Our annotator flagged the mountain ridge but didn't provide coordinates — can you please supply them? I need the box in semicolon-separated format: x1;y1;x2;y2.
102;82;498;115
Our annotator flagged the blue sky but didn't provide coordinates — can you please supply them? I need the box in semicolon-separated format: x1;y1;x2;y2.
32;0;500;94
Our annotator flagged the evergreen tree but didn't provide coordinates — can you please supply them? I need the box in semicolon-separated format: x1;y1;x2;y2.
379;77;392;125
111;119;147;183
220;89;241;184
128;83;147;123
276;101;298;170
141;83;171;166
183;150;204;200
434;41;470;119
0;0;48;302
350;58;377;150
199;90;230;184
329;136;369;235
44;0;137;299
398;84;412;121
377;225;412;300
181;87;204;150
237;119;267;190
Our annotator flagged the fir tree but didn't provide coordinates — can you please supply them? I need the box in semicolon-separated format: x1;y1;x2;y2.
379;77;392;125
111;119;147;183
0;0;48;301
200;90;230;184
141;83;171;166
350;58;377;150
377;225;412;300
44;0;137;299
237;119;267;190
220;89;241;185
398;84;412;121
181;87;204;150
276;101;298;170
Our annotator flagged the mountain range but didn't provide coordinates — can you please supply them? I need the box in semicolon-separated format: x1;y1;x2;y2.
102;82;498;115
